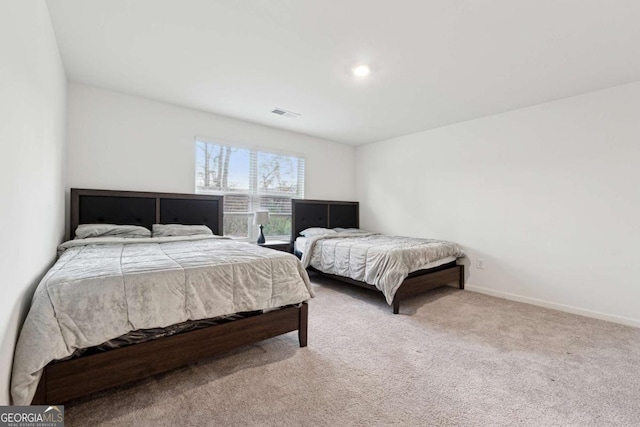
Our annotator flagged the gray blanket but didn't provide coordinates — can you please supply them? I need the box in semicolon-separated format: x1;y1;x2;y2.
11;235;312;405
301;232;464;304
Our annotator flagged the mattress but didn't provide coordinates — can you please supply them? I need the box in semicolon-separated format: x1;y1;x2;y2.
295;236;456;273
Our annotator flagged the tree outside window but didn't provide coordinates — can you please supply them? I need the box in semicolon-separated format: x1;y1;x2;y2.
195;140;304;240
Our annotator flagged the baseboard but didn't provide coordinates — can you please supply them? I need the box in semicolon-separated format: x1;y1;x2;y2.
465;284;640;328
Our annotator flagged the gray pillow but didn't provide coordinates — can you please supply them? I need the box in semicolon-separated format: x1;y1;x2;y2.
333;228;365;233
152;224;213;237
75;224;151;239
299;227;337;237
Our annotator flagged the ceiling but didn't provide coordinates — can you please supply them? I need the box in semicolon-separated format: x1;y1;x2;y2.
46;0;640;145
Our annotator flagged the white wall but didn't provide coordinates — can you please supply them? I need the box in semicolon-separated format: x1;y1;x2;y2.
357;82;640;327
0;2;67;404
67;83;356;205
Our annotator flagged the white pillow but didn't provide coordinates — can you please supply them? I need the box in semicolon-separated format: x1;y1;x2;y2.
152;224;213;237
299;227;337;237
75;224;151;239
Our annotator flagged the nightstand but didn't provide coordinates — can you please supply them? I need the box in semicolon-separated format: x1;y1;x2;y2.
257;240;291;253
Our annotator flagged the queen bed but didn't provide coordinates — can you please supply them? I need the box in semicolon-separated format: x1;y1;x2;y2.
12;189;312;405
292;199;465;314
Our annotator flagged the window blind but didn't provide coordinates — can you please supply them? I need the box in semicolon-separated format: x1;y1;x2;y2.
195;140;305;239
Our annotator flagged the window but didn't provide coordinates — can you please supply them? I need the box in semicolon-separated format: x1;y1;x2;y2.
195;140;305;240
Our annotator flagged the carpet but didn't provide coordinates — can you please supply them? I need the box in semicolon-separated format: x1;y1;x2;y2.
64;275;640;426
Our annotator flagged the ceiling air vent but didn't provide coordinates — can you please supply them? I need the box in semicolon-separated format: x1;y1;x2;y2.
272;108;301;119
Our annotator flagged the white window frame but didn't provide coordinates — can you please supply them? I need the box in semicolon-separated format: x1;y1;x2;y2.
194;138;305;241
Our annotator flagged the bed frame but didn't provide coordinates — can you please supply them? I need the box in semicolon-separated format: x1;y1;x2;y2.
291;199;463;314
32;189;308;404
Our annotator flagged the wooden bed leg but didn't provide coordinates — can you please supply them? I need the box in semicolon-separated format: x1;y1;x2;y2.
393;299;400;314
458;265;465;290
298;302;308;347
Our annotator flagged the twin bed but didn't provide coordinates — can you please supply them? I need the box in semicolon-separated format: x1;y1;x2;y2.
12;190;465;406
291;199;465;314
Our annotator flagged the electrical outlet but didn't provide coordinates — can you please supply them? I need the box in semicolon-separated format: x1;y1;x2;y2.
476;259;485;269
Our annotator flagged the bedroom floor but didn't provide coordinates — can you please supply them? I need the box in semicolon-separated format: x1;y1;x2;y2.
65;275;640;426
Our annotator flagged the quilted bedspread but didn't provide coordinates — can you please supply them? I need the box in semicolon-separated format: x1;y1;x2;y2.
11;235;312;405
301;232;464;305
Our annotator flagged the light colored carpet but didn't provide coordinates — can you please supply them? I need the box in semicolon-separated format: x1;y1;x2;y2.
65;275;640;426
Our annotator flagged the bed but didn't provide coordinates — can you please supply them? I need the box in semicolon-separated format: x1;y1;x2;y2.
12;189;311;405
291;199;465;314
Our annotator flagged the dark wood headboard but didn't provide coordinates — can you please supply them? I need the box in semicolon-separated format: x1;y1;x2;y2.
70;188;224;238
291;199;359;244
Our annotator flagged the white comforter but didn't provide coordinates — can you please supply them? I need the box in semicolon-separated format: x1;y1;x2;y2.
11;235;313;405
301;232;464;305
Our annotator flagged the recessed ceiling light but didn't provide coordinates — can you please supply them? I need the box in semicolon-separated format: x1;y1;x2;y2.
352;64;371;77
